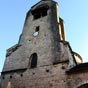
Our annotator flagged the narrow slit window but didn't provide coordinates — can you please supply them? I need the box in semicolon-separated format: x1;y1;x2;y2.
33;26;40;37
35;26;40;32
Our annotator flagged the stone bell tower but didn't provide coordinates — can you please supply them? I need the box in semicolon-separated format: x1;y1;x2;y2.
1;0;86;88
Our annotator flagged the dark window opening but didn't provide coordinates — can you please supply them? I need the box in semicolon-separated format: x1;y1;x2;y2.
41;10;47;17
32;7;48;20
35;26;40;32
30;53;38;68
33;26;40;37
34;13;41;20
33;10;47;20
2;76;5;79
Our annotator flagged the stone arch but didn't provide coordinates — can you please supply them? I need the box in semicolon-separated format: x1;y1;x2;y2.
28;53;38;68
77;83;88;88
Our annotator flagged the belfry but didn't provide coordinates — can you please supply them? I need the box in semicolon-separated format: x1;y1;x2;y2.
1;0;88;88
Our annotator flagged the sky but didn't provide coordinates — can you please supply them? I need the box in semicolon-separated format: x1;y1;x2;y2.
0;0;88;72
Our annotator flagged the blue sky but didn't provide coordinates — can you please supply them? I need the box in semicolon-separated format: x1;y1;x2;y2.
0;0;88;72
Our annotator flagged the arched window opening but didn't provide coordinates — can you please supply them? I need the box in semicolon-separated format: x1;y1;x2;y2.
31;5;49;20
78;84;88;88
30;53;38;68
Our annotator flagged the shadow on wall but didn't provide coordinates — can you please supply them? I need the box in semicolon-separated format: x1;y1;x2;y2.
0;75;1;88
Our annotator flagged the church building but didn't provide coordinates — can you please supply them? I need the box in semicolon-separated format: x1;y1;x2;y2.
1;0;88;88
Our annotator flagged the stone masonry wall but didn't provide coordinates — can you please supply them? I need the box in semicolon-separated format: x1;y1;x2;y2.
67;71;88;88
1;63;69;88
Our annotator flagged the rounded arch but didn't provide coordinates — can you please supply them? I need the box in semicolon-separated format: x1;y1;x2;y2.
28;53;38;68
77;83;88;88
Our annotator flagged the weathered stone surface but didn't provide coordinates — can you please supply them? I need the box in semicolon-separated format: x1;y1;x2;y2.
1;64;68;88
2;0;63;72
1;0;88;88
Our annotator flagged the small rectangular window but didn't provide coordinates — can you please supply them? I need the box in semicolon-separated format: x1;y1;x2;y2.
36;26;40;32
33;26;40;37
